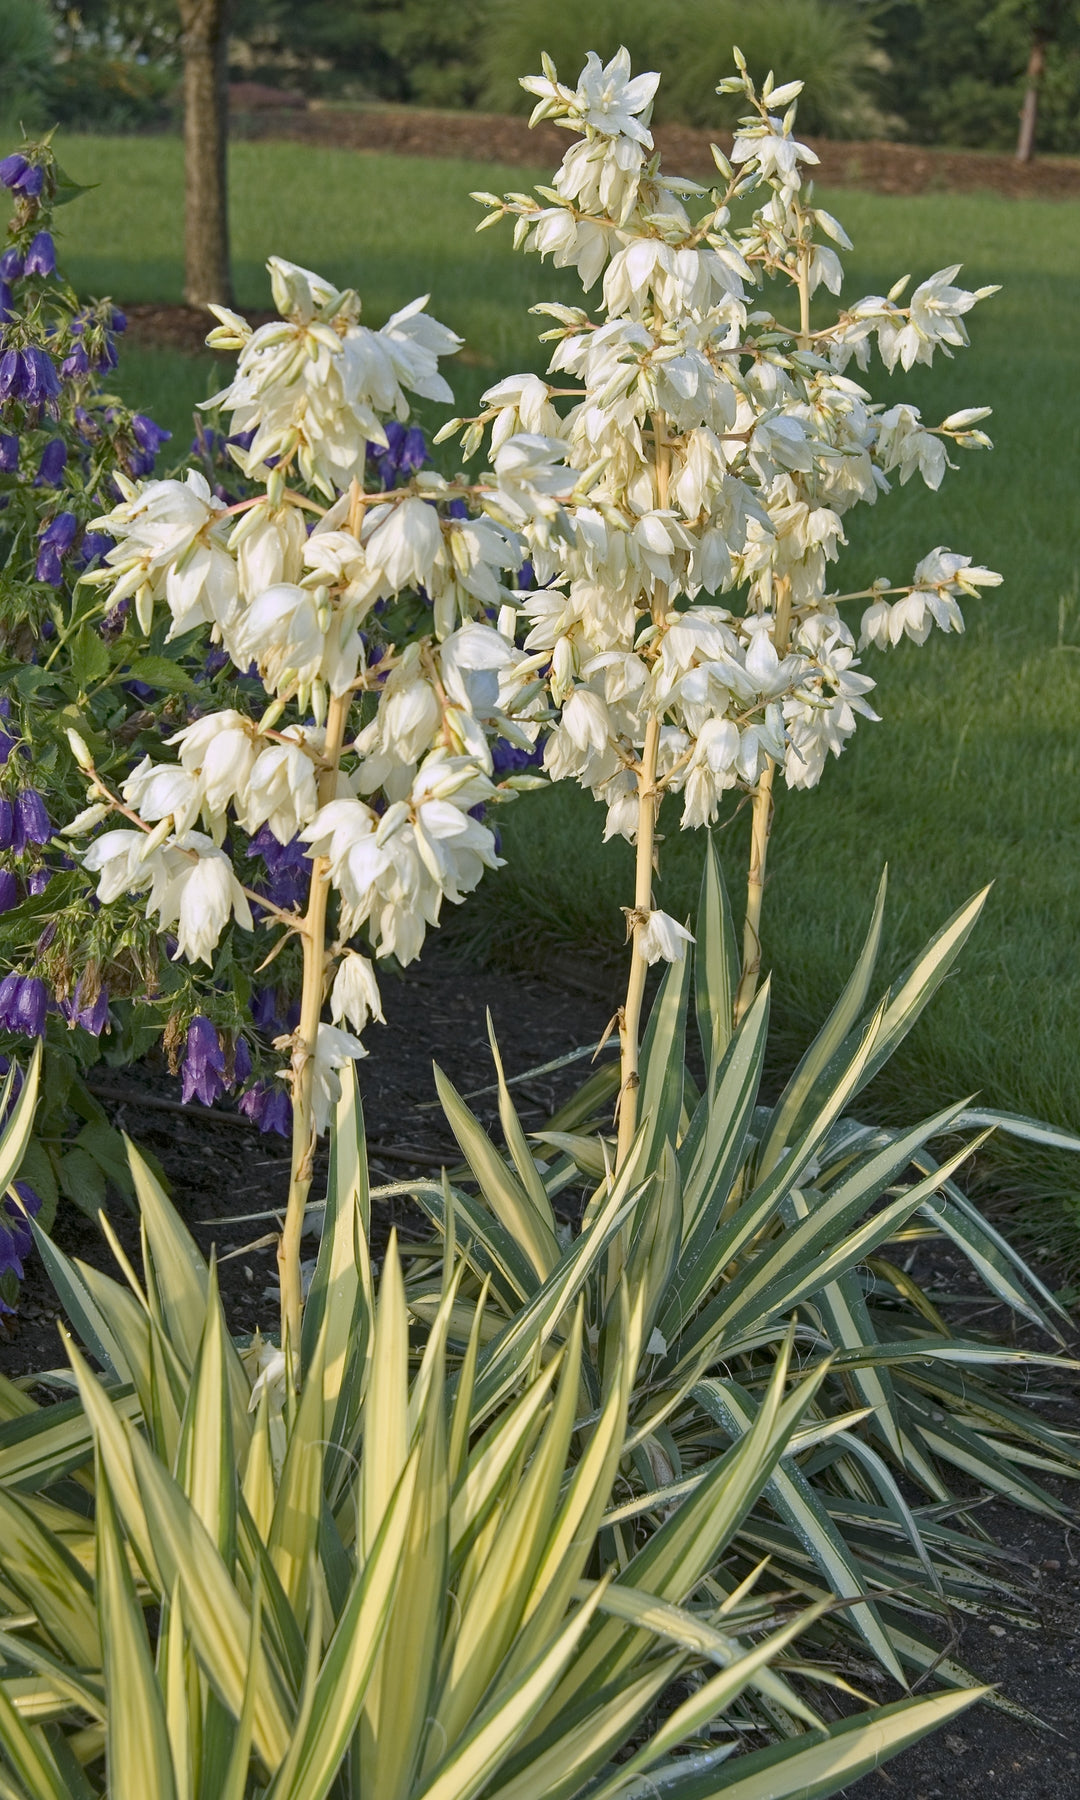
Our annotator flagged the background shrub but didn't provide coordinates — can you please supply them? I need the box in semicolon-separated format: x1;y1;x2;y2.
478;0;886;135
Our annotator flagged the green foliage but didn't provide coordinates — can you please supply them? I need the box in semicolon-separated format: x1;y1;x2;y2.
479;0;884;134
879;0;1080;152
0;1065;982;1798
45;53;177;136
255;0;490;107
0;0;54;134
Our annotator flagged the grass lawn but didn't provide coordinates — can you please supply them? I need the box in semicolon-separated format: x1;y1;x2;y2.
36;135;1080;1260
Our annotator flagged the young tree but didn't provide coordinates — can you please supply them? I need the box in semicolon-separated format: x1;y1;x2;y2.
178;0;232;305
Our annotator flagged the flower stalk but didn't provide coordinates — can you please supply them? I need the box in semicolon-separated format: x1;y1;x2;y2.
616;711;660;1167
277;688;351;1363
734;228;813;1024
615;416;672;1169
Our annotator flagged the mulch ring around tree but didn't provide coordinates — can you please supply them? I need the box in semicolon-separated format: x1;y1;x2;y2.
1;942;1078;1799
249;104;1080;203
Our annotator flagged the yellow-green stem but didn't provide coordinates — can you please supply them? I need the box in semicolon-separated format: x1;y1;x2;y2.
277;687;350;1367
733;245;812;1026
616;712;661;1169
614;416;671;1174
733;759;774;1025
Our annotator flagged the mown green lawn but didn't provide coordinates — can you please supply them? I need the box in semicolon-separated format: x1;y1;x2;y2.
40;134;1080;1258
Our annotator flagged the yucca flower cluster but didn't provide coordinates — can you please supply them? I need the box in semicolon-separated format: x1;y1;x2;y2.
450;52;999;1015
68;253;583;1344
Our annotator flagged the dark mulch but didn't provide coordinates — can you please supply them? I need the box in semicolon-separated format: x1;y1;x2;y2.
1;944;1077;1799
248;104;1080;203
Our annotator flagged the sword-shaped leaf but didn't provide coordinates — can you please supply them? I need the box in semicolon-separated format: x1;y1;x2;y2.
694;834;739;1082
757;871;887;1179
695;1380;904;1684
0;1488;100;1668
97;1475;178;1800
649;1687;986;1799
436;1064;560;1286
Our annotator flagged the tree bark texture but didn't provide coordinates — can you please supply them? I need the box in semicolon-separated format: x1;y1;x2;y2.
179;0;233;306
1016;33;1046;163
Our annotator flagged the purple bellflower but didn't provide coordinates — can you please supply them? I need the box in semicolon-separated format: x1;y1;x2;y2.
0;435;18;474
0;974;48;1037
60;341;89;380
125;413;171;477
14;789;51;850
0;871;16;912
238;1079;292;1137
181;1015;228;1107
0;155;29;189
0;1182;41;1287
63;976;110;1036
35;510;78;585
23;233;55;278
34;439;67;487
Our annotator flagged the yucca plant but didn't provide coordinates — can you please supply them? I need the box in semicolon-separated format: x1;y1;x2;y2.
392;842;1080;1701
0;1053;983;1799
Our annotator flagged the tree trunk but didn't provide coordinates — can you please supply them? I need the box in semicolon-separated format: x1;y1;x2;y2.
178;0;232;306
1016;33;1046;163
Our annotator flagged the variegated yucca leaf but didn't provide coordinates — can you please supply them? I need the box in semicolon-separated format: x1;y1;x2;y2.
412;840;1079;1705
0;1061;981;1800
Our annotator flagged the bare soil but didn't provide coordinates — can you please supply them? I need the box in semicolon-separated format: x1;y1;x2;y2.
1;946;1078;1799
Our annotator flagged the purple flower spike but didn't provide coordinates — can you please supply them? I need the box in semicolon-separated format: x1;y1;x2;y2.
0;155;29;190
16;790;51;847
24;232;55;277
181;1015;227;1107
0;435;18;474
12;977;47;1037
0;248;23;281
0;871;16;912
34;439;67;487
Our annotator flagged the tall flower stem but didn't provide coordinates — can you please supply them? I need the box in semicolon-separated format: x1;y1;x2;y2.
734;245;812;1025
616;713;661;1169
278;687;351;1365
733;760;774;1025
615;414;670;1171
